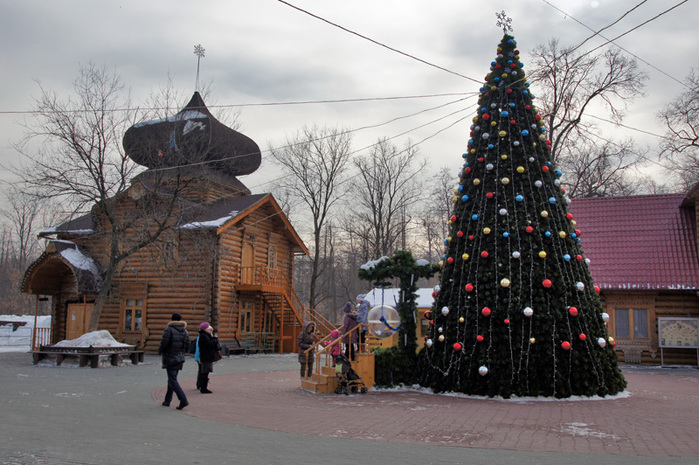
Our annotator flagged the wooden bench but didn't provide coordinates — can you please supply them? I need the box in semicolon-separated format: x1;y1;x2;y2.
31;345;145;368
243;332;276;355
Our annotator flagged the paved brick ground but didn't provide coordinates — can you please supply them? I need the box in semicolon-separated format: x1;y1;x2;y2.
154;366;699;457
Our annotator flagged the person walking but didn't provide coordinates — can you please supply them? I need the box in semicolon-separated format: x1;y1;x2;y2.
158;312;190;410
196;322;219;394
297;321;316;378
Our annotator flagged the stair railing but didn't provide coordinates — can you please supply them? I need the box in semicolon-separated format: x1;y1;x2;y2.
302;324;369;380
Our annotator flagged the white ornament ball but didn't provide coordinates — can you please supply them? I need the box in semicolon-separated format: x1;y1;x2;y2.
499;208;508;216
528;157;535;162
486;163;494;171
602;312;610;323
441;306;450;316
585;258;591;265
512;251;521;259
598;337;607;348
482;132;490;139
554;179;561;186
535;180;543;188
478;366;489;376
576;282;585;291
426;339;433;348
523;307;534;317
438;326;443;333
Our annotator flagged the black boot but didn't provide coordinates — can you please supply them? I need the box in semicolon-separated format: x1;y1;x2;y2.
200;377;212;394
197;372;206;391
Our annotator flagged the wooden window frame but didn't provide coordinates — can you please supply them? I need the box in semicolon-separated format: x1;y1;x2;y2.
612;307;651;340
120;284;148;334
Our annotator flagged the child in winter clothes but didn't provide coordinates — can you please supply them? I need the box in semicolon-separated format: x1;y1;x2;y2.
326;329;341;365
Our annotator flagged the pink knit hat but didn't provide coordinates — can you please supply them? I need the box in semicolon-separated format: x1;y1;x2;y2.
199;322;210;331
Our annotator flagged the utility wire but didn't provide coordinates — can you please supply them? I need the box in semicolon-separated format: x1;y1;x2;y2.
276;0;482;84
568;0;650;53
541;0;690;90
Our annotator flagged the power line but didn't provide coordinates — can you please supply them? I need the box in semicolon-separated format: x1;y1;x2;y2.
541;0;690;90
276;0;482;85
0;92;472;116
568;0;650;53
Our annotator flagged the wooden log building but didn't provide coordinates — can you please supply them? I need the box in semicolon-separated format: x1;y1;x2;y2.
21;92;317;354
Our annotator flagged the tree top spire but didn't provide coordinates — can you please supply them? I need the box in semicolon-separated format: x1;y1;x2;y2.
496;10;513;34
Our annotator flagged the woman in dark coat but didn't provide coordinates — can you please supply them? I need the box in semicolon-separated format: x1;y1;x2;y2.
297;321;316;378
158;313;190;409
340;301;359;361
197;322;220;394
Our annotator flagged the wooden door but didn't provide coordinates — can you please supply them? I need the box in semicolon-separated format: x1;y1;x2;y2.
66;303;94;341
241;243;255;284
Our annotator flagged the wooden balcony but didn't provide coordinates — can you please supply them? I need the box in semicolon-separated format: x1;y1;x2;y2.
236;265;287;293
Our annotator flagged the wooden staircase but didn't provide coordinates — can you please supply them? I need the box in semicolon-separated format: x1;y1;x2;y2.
300;325;375;393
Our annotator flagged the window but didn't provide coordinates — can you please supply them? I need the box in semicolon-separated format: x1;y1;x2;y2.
239;301;253;334
123;299;144;332
268;246;277;269
614;308;649;339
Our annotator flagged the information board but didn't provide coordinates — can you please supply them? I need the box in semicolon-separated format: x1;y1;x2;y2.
658;318;699;349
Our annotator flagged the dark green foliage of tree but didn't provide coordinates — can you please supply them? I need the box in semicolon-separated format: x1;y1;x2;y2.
418;35;626;398
358;249;439;386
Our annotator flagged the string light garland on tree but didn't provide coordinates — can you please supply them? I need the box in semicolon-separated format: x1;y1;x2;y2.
418;15;626;399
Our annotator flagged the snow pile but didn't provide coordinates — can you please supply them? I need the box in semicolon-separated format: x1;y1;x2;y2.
178;210;239;229
360;256;389;270
52;330;131;348
0;315;51;352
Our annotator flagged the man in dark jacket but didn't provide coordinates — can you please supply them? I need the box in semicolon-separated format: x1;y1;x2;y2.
158;313;190;409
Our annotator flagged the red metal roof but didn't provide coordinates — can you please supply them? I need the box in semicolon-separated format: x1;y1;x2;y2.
569;193;699;291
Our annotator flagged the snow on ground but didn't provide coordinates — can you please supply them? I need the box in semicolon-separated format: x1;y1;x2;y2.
0;315;51;352
52;330;131;348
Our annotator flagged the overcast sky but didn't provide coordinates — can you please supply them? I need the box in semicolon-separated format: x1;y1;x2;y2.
0;0;695;194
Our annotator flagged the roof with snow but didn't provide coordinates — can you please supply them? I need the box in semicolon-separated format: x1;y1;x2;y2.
122;92;261;177
568;191;699;291
22;240;103;295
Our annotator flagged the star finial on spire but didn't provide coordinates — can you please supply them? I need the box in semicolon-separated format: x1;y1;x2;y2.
194;44;206;91
496;11;513;34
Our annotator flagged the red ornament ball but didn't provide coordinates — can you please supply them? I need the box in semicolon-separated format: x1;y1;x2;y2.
566;213;573;220
465;283;475;292
504;318;510;324
525;105;531;110
478;157;485;163
464;167;472;174
424;311;431;320
468;235;475;241
486;192;494;199
447;257;454;264
481;251;489;258
576;255;583;262
561;341;571;350
535;114;541;121
542;279;552;288
510;119;517;125
579;333;587;341
483;114;490;120
568;307;579;317
542;166;550;173
525;226;534;233
481;307;491;317
450;215;457;222
594;286;601;295
476;335;484;342
457;231;464;238
507;88;513;94
453;342;462;351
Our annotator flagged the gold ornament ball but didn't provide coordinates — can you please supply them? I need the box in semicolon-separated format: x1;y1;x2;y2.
500;278;511;287
483;227;491;235
473;178;481;186
438;260;444;267
540;210;549;218
517;166;525;173
501;177;510;185
498;130;507;137
559;231;566;238
538;251;547;258
529;337;536;343
491;121;497;127
501;154;508;160
452;197;458;204
459;316;465;323
438;334;445;342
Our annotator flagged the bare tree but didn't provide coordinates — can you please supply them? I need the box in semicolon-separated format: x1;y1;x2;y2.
269;125;353;310
528;39;648;195
415;166;454;262
12;62;188;331
658;69;699;190
349;138;427;259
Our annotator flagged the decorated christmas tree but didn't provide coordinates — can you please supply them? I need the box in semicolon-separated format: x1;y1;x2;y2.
418;23;626;398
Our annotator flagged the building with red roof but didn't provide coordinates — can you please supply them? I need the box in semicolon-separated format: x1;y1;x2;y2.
569;184;699;366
